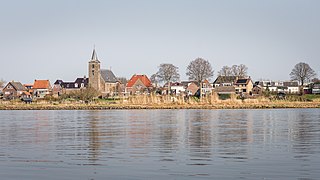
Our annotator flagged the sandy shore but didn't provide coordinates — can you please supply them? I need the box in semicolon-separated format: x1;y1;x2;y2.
1;101;319;110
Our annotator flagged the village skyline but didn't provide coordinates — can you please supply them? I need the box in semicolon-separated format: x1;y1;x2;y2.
1;1;320;84
0;47;319;86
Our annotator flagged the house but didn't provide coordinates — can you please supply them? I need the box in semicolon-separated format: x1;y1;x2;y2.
181;81;199;96
214;86;236;95
126;74;153;95
2;81;27;100
213;76;237;87
88;49;120;97
200;79;213;96
283;81;299;94
24;84;33;91
162;82;186;95
252;84;263;96
53;77;89;97
312;83;320;94
32;80;52;99
234;78;253;95
257;80;299;94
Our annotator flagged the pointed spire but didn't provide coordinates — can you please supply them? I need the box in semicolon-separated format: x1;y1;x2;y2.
90;47;100;63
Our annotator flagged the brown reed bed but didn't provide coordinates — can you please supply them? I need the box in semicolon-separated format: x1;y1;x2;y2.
0;100;319;110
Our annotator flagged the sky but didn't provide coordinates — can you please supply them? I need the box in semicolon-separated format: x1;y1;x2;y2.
0;0;319;84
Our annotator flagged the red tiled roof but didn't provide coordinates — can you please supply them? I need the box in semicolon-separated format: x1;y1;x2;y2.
126;75;152;88
33;80;51;89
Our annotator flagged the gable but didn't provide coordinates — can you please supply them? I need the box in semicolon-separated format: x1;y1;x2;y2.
4;82;26;91
3;82;17;91
127;75;152;88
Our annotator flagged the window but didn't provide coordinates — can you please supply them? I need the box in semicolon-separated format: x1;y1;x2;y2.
81;83;84;88
92;70;94;76
92;64;95;69
75;83;78;88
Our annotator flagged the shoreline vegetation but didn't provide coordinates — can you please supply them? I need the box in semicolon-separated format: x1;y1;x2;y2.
1;95;320;110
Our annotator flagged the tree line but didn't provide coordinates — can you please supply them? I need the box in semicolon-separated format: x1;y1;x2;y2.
150;58;318;88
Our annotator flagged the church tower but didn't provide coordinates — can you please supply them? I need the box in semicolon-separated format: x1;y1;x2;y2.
88;48;101;91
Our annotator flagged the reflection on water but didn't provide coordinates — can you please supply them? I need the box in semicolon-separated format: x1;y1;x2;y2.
0;109;320;179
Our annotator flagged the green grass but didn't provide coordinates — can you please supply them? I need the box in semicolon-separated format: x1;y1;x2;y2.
218;94;231;100
303;94;320;101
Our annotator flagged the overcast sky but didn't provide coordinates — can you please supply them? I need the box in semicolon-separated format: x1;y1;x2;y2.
1;0;319;84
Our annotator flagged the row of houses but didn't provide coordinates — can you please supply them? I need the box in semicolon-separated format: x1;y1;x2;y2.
1;80;52;100
1;49;319;100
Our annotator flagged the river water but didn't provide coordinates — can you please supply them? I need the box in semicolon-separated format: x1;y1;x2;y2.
0;109;319;180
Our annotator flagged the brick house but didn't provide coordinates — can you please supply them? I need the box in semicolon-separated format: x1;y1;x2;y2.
2;81;27;100
125;74;153;95
181;81;199;96
234;78;253;95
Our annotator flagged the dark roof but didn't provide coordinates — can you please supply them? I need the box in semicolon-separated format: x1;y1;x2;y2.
89;49;100;63
54;78;89;89
75;78;88;85
101;69;118;83
8;82;26;91
54;80;64;85
213;76;237;84
235;79;248;84
62;82;76;88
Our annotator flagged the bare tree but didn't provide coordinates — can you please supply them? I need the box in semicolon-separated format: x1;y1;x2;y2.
231;64;248;78
117;77;127;84
218;66;232;76
156;64;180;94
186;58;214;84
150;74;159;87
0;79;6;88
290;62;316;86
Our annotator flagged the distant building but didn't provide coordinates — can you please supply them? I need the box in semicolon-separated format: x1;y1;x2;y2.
53;77;89;97
2;81;27;100
24;84;33;91
126;74;153;95
214;86;236;95
200;79;213;96
88;49;120;97
213;76;237;87
181;81;199;96
163;82;186;95
256;80;299;94
32;80;52;99
312;83;320;94
234;78;253;95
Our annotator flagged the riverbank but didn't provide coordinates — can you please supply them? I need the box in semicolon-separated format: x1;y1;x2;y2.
1;101;319;110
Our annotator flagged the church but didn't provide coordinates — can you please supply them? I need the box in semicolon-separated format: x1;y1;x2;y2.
88;49;120;97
